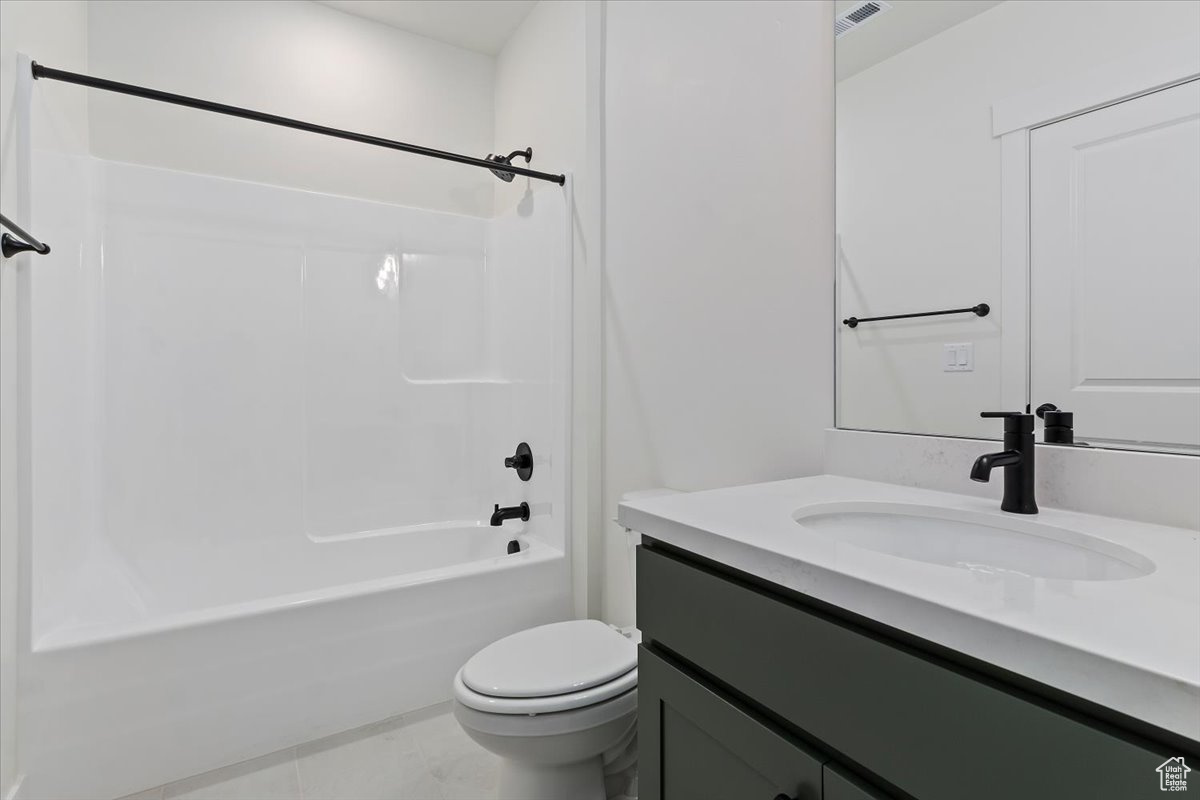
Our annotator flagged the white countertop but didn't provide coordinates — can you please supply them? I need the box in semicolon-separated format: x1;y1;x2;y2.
618;475;1200;742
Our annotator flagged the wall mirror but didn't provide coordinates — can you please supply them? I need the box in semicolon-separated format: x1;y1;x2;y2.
835;0;1200;454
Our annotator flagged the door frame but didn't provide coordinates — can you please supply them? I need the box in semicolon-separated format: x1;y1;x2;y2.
992;36;1200;412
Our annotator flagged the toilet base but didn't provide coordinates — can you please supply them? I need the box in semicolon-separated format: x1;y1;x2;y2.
453;679;638;800
498;756;605;800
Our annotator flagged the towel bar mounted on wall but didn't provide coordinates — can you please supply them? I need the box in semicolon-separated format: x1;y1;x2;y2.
842;303;990;328
1;213;51;259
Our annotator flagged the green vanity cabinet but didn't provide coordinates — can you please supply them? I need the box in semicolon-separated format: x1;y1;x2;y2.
637;542;1181;800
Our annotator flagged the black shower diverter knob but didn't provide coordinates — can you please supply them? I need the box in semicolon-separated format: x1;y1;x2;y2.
504;442;533;481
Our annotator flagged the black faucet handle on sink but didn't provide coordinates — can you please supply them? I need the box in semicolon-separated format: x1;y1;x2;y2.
980;411;1035;432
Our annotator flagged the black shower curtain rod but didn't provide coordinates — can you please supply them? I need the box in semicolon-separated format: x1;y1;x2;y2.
31;62;567;186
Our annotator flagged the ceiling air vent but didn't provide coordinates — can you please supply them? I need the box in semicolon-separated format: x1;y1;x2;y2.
835;1;892;38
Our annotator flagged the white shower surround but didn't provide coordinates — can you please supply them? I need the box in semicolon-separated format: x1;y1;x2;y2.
16;139;573;796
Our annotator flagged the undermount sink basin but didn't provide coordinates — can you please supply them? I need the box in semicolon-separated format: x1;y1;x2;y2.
793;503;1155;581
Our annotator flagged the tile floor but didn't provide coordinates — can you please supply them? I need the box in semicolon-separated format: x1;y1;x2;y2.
118;703;500;800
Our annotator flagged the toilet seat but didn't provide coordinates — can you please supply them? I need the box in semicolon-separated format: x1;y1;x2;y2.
455;620;638;715
454;665;638;715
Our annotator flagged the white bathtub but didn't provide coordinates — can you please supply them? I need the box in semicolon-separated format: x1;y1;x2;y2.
14;151;574;799
21;528;570;800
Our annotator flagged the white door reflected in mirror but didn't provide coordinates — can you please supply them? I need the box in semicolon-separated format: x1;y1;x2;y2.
1030;80;1200;454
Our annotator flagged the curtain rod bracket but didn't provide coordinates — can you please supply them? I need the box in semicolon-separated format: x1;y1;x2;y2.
1;213;51;258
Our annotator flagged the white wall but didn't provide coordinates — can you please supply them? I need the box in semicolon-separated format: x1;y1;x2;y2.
0;3;89;794
602;0;835;626
492;0;603;618
87;0;497;215
836;0;1200;439
494;1;586;216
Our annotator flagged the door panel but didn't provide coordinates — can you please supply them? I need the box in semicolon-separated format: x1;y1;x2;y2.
1030;79;1200;451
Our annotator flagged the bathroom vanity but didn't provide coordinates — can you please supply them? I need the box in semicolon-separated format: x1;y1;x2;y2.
622;476;1199;800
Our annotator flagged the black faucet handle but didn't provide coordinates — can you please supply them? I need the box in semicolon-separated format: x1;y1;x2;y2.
1035;403;1074;443
504;442;533;481
980;411;1034;433
1035;403;1073;425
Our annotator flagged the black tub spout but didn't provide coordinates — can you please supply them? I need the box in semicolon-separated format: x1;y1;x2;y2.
490;502;530;526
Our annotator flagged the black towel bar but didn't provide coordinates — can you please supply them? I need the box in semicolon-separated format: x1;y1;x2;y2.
843;303;989;328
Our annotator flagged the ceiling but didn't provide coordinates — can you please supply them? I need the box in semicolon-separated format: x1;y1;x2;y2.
835;0;1004;81
317;0;538;55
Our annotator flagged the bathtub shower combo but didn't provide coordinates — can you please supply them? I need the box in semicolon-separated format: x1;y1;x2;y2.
9;58;573;799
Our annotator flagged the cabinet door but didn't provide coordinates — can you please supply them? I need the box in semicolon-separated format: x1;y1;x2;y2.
639;645;825;800
824;764;890;800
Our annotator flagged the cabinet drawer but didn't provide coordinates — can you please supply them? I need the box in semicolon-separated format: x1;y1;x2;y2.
824;764;891;800
639;645;825;800
638;544;1171;800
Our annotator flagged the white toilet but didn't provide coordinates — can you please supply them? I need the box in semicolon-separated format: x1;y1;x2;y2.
452;619;638;800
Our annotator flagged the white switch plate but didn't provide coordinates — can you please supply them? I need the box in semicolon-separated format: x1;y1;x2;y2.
943;343;974;372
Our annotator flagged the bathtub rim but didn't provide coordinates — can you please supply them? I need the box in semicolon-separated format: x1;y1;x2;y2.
32;537;563;654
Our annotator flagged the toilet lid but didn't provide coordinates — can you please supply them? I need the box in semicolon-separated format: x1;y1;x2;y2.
461;620;637;698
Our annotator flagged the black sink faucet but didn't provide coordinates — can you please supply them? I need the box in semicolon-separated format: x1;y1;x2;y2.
971;411;1038;514
490;502;530;526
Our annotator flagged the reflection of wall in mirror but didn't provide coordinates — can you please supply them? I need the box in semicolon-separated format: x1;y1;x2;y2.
836;0;1200;440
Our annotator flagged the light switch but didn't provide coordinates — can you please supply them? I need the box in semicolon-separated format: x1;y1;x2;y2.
943;343;974;372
